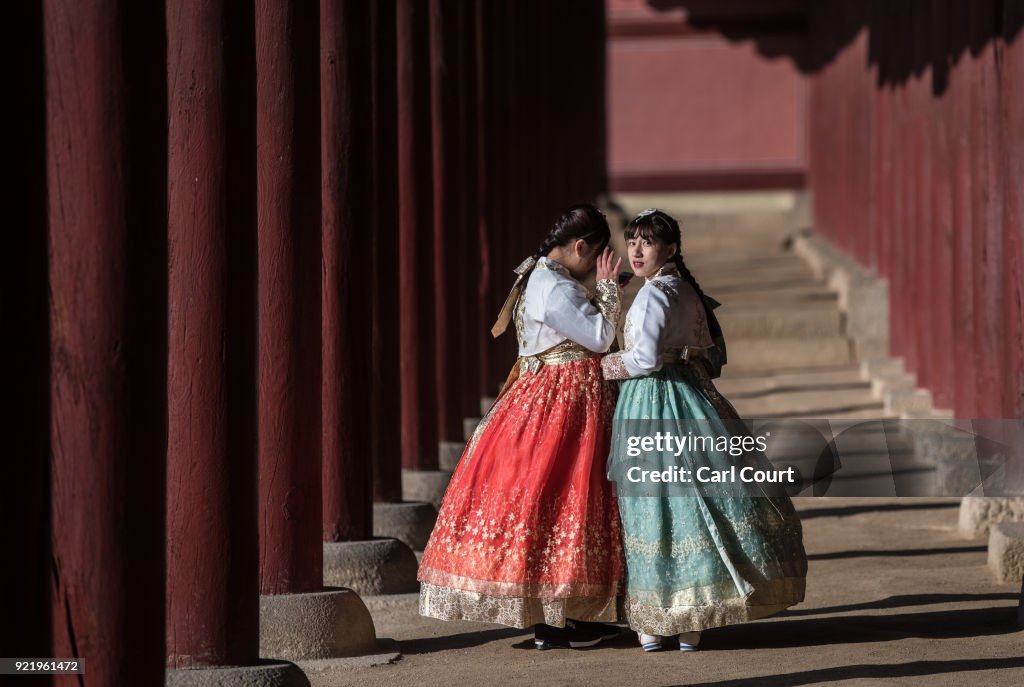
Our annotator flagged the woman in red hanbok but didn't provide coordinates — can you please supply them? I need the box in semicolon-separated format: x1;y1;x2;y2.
418;204;625;649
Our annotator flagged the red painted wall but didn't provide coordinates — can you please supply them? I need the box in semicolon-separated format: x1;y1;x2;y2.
606;0;808;191
807;1;1024;421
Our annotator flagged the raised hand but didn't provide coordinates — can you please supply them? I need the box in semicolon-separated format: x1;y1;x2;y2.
595;247;622;283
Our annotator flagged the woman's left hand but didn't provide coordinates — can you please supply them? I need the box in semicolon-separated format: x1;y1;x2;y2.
596;247;622;283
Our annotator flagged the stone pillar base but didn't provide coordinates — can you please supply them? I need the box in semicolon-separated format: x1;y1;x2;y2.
1018;577;1024;629
438;441;466;471
373;501;437;550
463;417;481;442
259;588;378;662
323;538;419;595
988;522;1024;584
167;661;309;687
401;469;453;509
959;496;1024;538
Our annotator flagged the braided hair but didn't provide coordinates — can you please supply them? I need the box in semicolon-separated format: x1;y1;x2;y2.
532;203;611;261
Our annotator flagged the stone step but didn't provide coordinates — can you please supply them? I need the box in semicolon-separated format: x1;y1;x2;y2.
717;305;843;338
699;272;821;292
716;288;836;306
725;337;853;372
730;387;882;419
712;287;838;308
691;263;816;282
715;366;866;397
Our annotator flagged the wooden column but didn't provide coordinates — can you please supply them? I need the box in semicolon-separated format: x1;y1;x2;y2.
166;0;259;667
397;0;439;467
256;0;323;593
430;0;464;442
456;0;482;420
474;0;496;400
46;0;168;681
6;0;50;668
369;0;403;503
322;0;374;539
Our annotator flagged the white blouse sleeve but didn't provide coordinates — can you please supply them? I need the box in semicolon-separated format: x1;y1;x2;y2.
540;278;618;353
601;284;670;380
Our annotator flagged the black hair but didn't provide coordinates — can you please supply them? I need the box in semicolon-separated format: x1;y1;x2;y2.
533;203;610;261
625;209;710;307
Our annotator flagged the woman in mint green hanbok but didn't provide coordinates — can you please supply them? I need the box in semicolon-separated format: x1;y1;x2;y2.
601;209;807;652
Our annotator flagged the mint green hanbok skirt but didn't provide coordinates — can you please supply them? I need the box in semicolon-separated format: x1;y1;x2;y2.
611;361;807;636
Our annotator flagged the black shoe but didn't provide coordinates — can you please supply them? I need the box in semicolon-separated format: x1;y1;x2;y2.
571;620;621;641
534;620;610;650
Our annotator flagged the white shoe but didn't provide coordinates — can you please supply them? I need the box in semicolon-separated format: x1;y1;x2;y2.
678;631;702;652
638;632;664;652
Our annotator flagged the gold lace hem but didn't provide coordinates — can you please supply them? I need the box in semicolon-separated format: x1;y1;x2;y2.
419;582;620;629
622;576;806;635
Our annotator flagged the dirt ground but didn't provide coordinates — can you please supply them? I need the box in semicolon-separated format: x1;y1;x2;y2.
309;497;1024;687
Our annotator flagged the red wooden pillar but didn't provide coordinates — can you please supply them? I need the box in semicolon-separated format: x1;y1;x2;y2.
397;0;440;466
46;1;167;682
369;0;403;503
490;0;517;387
166;0;259;668
322;0;374;538
256;0;323;593
474;0;496;400
456;0;482;420
430;0;464;442
6;0;48;667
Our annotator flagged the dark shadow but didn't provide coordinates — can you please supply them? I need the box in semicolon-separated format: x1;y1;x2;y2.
796;500;959;519
807;545;987;561
707;605;1020;650
510;629;641;652
779;592;1020;617
645;0;1024;94
674;656;1024;687
399;626;529;655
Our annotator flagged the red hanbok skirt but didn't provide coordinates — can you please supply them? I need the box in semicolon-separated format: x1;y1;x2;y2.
418;355;624;628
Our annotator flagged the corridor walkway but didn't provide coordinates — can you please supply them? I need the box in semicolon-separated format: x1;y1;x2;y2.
313;194;1023;686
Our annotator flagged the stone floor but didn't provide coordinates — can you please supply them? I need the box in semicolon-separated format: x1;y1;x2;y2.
314;497;1023;687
